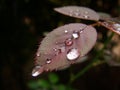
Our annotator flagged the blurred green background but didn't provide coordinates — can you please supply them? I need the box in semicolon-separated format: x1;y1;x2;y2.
0;0;120;90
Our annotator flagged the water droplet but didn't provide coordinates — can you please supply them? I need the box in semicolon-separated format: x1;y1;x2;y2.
67;48;80;61
80;30;83;33
45;68;49;72
60;46;65;52
64;30;68;33
113;23;120;32
32;65;43;77
53;48;57;51
72;31;79;39
46;59;52;64
69;10;74;16
65;38;73;46
74;12;80;16
83;15;89;19
36;53;40;57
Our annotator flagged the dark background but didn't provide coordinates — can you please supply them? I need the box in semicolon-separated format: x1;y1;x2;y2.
0;0;120;90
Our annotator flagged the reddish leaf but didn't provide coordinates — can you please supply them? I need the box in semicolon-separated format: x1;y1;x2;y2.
98;12;111;20
32;23;97;77
54;6;99;21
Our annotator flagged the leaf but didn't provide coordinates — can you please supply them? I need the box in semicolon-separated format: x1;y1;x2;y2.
28;81;39;89
48;73;59;84
57;84;66;90
37;79;50;88
98;12;111;20
54;6;99;21
34;23;97;76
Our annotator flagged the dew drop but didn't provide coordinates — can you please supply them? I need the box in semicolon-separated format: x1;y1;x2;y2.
80;30;83;33
113;23;120;32
64;30;68;33
53;48;57;51
45;68;49;72
32;65;43;77
60;46;65;52
72;31;79;39
74;12;80;16
67;48;80;61
46;58;52;64
83;15;89;19
65;38;73;46
36;53;40;57
69;10;74;16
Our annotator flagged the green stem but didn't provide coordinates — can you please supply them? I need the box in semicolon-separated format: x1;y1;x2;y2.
69;32;114;84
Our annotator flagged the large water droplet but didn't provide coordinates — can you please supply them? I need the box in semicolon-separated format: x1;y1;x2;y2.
113;23;120;32
32;65;43;77
67;48;80;60
72;31;79;39
65;38;73;46
46;59;52;64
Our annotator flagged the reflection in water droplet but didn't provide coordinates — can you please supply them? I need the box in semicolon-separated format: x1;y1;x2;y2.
113;23;120;32
67;48;80;60
65;38;73;46
32;65;43;77
46;59;51;64
72;31;79;39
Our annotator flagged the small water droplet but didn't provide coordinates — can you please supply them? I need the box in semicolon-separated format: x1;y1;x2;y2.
53;48;57;51
55;46;66;55
46;59;52;64
64;30;68;33
83;15;89;19
36;53;40;57
113;23;120;32
80;30;83;33
67;48;80;61
69;10;74;16
72;31;79;39
60;46;65;52
74;12;80;16
103;22;109;26
32;65;43;77
45;68;49;72
65;38;73;46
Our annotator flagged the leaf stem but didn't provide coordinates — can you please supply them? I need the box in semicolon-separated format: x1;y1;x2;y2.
69;32;114;84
